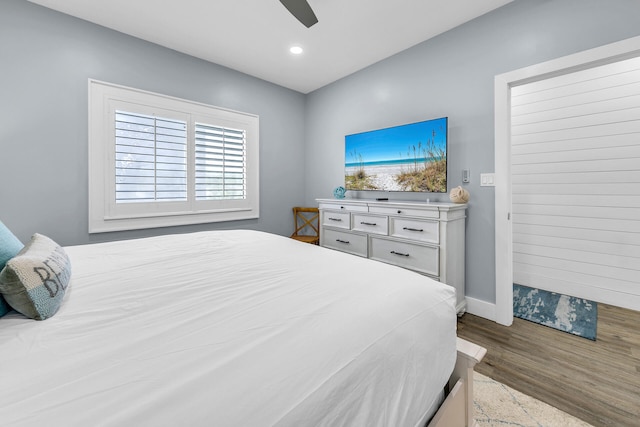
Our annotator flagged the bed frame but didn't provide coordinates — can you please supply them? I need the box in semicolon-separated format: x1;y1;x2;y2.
427;338;487;427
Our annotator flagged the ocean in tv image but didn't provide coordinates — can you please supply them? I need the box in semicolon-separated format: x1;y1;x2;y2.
345;117;447;192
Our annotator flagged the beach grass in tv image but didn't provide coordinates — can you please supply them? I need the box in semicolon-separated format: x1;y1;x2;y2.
345;117;447;192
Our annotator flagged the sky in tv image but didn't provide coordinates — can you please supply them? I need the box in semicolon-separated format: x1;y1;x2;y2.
345;117;447;193
345;117;447;167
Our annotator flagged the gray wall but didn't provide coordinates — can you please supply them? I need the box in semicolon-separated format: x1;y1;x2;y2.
0;0;306;246
304;0;640;303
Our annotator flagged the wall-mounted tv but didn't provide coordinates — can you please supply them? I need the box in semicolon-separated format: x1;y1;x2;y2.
345;117;447;193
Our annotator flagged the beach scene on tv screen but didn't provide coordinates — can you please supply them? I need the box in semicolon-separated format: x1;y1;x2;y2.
345;118;447;193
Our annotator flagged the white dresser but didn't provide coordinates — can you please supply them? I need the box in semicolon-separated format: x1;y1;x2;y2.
317;198;467;314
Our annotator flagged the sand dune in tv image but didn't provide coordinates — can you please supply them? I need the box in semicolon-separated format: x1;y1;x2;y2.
344;118;447;193
346;164;406;191
345;153;446;193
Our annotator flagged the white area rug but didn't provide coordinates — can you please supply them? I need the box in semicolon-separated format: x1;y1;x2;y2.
474;373;593;427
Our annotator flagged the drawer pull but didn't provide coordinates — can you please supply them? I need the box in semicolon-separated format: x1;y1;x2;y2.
397;210;402;214
336;239;350;244
360;221;377;226
328;217;343;222
390;250;410;257
403;227;424;232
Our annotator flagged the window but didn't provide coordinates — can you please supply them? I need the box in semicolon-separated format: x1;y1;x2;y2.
115;111;188;203
89;80;259;233
194;123;246;201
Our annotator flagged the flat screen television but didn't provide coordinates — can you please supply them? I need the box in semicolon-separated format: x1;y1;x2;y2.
345;117;447;193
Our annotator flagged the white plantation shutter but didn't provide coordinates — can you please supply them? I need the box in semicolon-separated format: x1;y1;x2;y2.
89;80;259;233
195;123;246;200
115;111;187;203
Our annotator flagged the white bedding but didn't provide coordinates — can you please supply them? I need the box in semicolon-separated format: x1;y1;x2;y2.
0;230;457;427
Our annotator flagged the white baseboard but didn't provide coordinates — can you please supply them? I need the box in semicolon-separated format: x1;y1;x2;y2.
465;297;496;322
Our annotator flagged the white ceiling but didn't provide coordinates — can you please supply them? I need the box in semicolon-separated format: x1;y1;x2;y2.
28;0;513;94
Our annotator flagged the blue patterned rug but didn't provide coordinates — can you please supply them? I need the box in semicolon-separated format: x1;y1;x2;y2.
513;284;597;341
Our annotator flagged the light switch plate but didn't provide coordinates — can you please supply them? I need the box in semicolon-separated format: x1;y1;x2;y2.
462;169;470;183
480;173;495;187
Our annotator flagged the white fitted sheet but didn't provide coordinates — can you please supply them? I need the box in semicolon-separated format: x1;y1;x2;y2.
0;230;457;427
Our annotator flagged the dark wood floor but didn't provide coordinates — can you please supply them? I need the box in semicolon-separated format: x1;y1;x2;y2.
457;304;640;427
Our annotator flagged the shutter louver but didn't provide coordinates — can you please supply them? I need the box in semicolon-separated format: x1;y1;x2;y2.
115;111;187;203
195;123;246;200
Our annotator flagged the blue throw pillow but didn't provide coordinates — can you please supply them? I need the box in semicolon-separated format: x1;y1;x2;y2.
0;233;71;320
0;220;24;317
0;296;10;317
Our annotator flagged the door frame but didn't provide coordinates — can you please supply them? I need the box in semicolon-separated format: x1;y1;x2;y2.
494;35;640;326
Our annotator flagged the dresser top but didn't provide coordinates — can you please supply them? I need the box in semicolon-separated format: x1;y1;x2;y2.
316;198;467;210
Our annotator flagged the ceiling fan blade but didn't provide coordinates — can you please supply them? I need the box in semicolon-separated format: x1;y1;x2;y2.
279;0;318;28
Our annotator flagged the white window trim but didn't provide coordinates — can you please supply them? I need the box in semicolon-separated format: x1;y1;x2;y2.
88;79;259;233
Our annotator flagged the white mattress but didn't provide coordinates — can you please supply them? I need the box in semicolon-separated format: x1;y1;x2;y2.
0;230;457;427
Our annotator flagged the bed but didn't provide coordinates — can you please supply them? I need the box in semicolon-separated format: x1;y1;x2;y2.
0;229;484;426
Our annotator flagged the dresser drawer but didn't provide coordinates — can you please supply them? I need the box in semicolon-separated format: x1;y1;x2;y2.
321;229;368;257
321;210;351;229
318;202;368;213
369;236;439;276
389;217;439;244
369;205;440;219
352;213;388;235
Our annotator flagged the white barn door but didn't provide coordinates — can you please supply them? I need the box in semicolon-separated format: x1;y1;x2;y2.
510;56;640;310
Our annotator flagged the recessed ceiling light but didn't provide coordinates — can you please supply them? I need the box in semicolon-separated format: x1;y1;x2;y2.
289;46;304;55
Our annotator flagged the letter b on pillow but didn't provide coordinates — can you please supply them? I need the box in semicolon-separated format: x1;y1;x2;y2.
0;233;71;320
